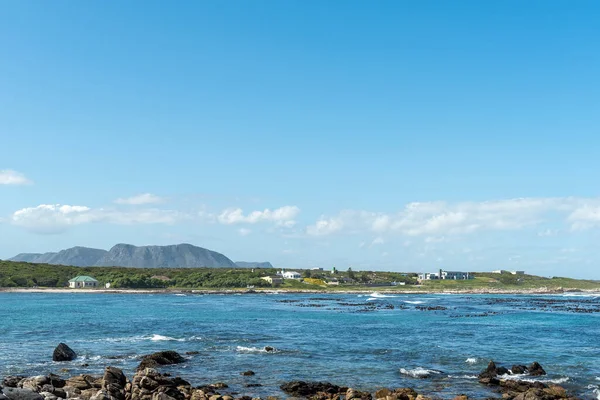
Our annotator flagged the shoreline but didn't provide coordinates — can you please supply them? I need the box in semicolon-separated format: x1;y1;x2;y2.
1;287;598;295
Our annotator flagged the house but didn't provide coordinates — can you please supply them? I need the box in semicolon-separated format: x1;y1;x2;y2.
282;271;302;280
418;269;473;281
69;276;99;288
261;276;283;285
492;270;525;275
326;279;340;286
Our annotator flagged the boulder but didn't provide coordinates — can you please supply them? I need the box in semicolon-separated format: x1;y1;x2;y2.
375;389;391;399
527;362;546;377
3;377;26;388
2;388;44;400
512;365;528;375
453;396;468;400
240;371;255;377
65;375;101;391
53;344;77;362
137;352;185;371
264;347;275;352
127;368;187;400
346;389;372;400
102;367;127;400
279;382;341;397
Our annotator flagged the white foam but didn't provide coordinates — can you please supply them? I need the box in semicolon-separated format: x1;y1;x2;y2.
366;297;378;301
448;375;478;379
404;300;425;304
500;374;570;384
174;294;187;297
465;358;478;364
236;346;278;353
149;334;185;342
369;292;397;298
400;367;442;378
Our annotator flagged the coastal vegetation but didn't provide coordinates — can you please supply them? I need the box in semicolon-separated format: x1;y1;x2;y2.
1;260;599;291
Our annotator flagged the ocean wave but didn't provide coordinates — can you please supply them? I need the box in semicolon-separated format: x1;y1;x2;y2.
404;300;425;304
174;294;187;297
369;292;397;298
448;375;478;379
236;346;279;353
400;367;443;378
465;358;478;364
500;374;569;384
149;334;186;342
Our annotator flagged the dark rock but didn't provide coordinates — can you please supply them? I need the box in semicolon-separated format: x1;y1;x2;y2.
2;388;44;400
512;365;529;375
264;347;275;352
3;377;26;388
346;388;372;400
528;362;547;376
496;367;510;376
244;384;262;388
185;352;200;355
393;388;418;400
53;343;77;362
102;366;127;400
137;351;185;371
280;382;341;397
241;371;255;376
128;368;187;400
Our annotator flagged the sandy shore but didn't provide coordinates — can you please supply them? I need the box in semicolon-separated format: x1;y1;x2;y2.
1;287;597;295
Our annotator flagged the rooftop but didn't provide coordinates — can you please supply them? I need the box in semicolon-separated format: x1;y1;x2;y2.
69;275;98;282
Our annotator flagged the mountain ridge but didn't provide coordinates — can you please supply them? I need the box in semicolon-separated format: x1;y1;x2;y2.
8;243;270;269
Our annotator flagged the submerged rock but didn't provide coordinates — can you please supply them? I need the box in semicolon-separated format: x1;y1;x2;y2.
137;351;185;371
240;371;255;376
52;344;77;362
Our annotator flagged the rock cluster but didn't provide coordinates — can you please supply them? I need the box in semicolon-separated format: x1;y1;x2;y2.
1;352;582;400
478;361;572;400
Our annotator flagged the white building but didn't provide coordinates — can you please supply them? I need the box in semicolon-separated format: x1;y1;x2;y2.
68;276;99;288
492;270;525;275
418;269;473;281
282;271;302;280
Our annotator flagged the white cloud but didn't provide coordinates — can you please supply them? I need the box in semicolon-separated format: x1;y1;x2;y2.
238;228;252;236
11;204;184;234
306;197;600;237
371;237;385;246
0;169;32;185
538;228;559;237
568;204;600;230
218;206;300;227
114;193;164;205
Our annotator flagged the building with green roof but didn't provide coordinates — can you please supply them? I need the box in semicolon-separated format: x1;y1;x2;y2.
68;275;99;289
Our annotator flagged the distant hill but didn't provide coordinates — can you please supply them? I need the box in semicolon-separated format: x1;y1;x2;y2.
10;247;107;266
235;261;274;269
10;243;238;268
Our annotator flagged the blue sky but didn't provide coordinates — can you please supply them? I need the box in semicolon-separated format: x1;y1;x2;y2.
1;1;599;278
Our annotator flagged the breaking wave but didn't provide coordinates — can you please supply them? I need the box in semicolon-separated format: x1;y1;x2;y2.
465;358;478;364
404;300;425;304
500;374;570;384
400;367;443;378
236;346;279;353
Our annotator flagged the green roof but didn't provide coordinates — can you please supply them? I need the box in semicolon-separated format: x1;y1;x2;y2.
69;275;98;282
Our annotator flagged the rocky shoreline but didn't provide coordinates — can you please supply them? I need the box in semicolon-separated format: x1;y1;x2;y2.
0;347;585;400
1;287;597;295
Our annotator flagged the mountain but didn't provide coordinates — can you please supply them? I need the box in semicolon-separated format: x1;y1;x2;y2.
9;243;238;268
94;243;237;268
10;253;46;263
235;261;274;269
9;247;106;266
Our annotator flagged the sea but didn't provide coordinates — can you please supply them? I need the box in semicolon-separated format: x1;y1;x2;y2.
1;292;599;399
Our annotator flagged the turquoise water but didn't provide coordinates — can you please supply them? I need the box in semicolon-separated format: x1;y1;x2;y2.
1;292;599;399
